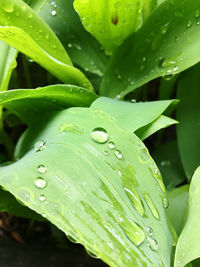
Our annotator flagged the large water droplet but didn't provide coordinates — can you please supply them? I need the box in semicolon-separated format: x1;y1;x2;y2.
144;193;160;220
34;177;47;189
162;197;169;209
120;221;145;246
114;150;123;160
37;164;47;174
139;147;150;163
91;127;108;144
148;237;158;251
34;141;47;152
108;141;115;150
149;163;166;193
124;187;144;216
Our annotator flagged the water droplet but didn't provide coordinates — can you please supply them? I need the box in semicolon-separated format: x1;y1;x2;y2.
148;237;158;251
161;23;169;34
162;197;169;209
120;221;145;246
51;10;56;16
108;141;115;150
187;20;193;28
161;160;171;167
34;141;47;152
117;74;122;80
195;9;200;18
67;235;78;243
146;226;153;236
0;32;6;38
39;194;46;202
34;177;47;189
51;1;57;7
104;150;109;155
163;74;175;81
37;164;47;174
131;99;136;103
124;187;144;216
149;163;166;193
2;0;14;12
144;193;160;220
86;249;99;258
91;127;108;144
114;150;123;160
139;147;150;163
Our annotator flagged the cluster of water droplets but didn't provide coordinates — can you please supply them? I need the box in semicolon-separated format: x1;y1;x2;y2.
91;127;123;160
50;1;57;16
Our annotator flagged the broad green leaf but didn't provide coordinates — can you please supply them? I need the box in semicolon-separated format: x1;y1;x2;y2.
0;99;173;266
177;64;200;180
0;85;97;124
175;167;200;266
100;0;200;97
166;185;189;236
26;0;108;76
0;40;17;91
152;140;186;188
91;97;177;132
0;188;44;220
74;0;143;55
0;0;92;90
135;115;178;141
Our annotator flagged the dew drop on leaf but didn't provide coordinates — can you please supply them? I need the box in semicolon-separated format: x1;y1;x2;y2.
39;194;46;202
51;10;56;16
144;193;160;220
148;237;158;251
187;20;193;28
86;249;99;259
104;150;109;155
162;196;169;209
37;164;47;174
1;0;14;13
108;141;115;150
139;147;150;163
34;141;47;152
91;127;108;144
34;177;47;189
114;150;123;160
146;226;153;236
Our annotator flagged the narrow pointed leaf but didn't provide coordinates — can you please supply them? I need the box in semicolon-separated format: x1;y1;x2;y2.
0;0;92;89
0;99;173;266
175;167;200;266
101;0;200;97
0;85;97;124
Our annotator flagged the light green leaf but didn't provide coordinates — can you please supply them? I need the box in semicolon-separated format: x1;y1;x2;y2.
175;167;200;267
27;0;108;76
136;115;178;141
0;0;92;90
166;185;189;236
152;140;186;189
0;187;44;220
177;64;200;180
0;40;17;91
101;0;200;97
74;0;144;55
91;97;177;132
0;98;173;266
0;84;97;124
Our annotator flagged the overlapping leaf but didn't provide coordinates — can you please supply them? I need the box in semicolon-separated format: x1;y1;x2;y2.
0;0;92;89
0;97;174;266
100;0;200;97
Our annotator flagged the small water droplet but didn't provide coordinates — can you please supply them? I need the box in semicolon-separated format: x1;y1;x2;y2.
34;141;47;152
104;150;109;155
108;141;115;150
34;177;47;189
161;160;171;167
187;20;193;28
86;249;99;258
147;226;153;236
39;194;46;202
37;164;47;174
51;1;57;7
51;10;56;16
148;237;158;251
161;23;169;34
131;99;136;103
67;235;78;243
162;197;169;209
144;193;160;220
91;127;108;144
114;150;123;160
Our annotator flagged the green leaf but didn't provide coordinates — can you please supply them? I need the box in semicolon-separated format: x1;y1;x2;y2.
0;187;44;220
0;0;92;90
166;185;189;236
100;0;200;97
0;40;17;91
0;98;173;266
74;0;143;55
152;140;186;189
27;0;108;76
159;76;177;100
175;167;200;266
136;115;178;141
0;84;98;124
91;97;177;132
176;64;200;180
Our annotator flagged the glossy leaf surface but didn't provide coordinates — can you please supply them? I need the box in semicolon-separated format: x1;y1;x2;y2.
101;0;200;97
175;167;200;266
0;0;92;89
0;84;97;123
0;98;173;266
177;64;200;180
